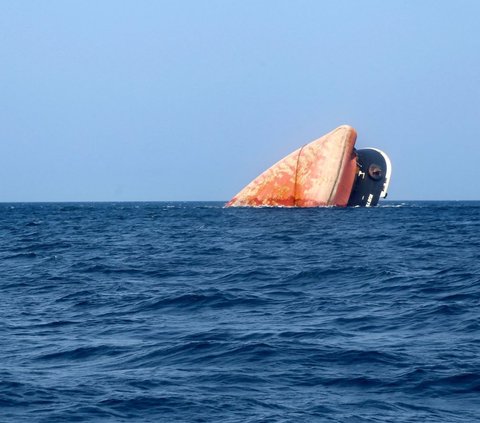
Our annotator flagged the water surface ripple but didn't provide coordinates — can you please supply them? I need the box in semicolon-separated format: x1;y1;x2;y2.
1;201;479;422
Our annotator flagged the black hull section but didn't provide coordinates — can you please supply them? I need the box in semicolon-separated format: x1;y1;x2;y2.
347;148;391;207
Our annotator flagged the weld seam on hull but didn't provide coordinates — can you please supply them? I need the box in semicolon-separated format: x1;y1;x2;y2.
293;145;306;207
327;128;349;205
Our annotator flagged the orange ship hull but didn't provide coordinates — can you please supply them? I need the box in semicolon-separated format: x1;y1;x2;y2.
226;125;358;207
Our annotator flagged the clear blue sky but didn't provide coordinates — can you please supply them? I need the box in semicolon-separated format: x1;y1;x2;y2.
1;1;479;201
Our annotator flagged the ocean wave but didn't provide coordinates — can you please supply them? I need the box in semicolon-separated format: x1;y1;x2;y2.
1;201;479;422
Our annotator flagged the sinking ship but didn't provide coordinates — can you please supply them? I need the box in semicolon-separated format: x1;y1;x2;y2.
226;125;391;208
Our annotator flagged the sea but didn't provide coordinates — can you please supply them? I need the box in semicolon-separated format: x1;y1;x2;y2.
1;201;479;422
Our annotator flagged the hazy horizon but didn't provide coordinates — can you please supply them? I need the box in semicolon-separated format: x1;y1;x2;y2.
1;200;478;205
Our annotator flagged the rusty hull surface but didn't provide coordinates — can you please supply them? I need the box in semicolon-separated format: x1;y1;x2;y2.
226;125;358;207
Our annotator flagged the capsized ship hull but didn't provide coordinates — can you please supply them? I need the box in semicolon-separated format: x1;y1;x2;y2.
226;125;391;208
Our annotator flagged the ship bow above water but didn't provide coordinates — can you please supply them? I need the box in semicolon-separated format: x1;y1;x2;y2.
226;125;391;208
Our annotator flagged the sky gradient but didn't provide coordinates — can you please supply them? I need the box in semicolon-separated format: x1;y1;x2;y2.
1;1;479;201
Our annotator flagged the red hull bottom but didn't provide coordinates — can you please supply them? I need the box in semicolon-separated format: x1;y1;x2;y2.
226;125;358;207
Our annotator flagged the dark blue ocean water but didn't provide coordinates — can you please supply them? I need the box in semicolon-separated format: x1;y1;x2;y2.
1;201;479;422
